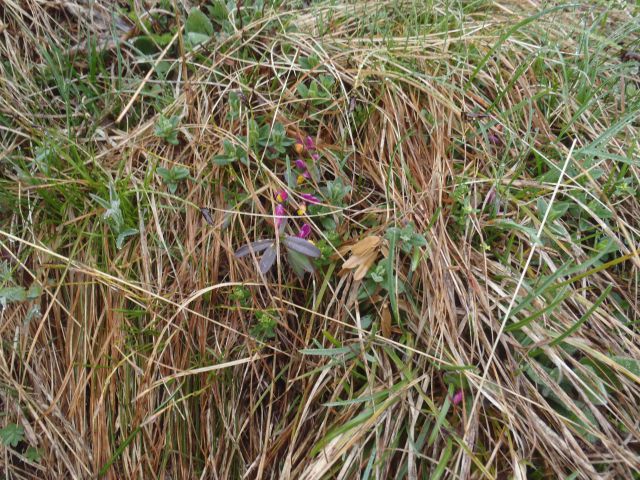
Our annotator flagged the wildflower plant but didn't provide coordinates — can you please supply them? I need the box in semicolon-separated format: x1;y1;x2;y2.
232;134;331;277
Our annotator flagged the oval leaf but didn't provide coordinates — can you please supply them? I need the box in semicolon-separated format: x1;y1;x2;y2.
259;245;277;274
234;240;274;258
283;236;321;258
287;249;315;278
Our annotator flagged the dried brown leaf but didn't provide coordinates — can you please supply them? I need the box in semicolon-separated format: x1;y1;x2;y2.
381;303;392;337
353;251;378;281
351;235;381;256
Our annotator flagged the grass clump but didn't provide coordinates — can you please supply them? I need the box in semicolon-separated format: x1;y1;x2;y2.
1;0;639;478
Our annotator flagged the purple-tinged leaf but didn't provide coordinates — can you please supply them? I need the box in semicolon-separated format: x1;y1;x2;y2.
287;249;315;278
259;245;277;273
234;239;274;258
283;236;321;258
200;207;215;226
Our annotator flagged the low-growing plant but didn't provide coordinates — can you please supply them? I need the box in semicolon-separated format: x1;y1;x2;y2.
157;165;190;193
0;424;24;448
154;115;180;145
251;310;278;340
90;182;138;249
234;235;321;276
297;75;336;106
228;133;342;277
385;222;427;272
213;139;250;166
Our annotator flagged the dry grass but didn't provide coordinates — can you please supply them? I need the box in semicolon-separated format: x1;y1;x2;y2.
1;0;639;478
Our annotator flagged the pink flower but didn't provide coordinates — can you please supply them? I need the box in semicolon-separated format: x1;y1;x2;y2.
311;153;320;161
300;193;320;204
295;159;307;170
274;203;286;228
297;171;311;185
297;223;311;239
304;136;316;150
275;190;288;203
452;389;463;405
488;133;502;146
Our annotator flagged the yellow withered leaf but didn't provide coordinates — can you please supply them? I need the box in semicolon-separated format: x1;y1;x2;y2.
341;235;388;280
341;236;385;280
351;235;381;256
342;254;364;270
353;251;378;281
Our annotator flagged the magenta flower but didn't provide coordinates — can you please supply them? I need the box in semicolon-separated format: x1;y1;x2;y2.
304;136;316;150
297;223;311;239
275;190;288;203
297;171;311;185
294;159;307;170
311;153;320;161
452;389;463;405
488;133;502;146
300;193;320;204
274;203;286;228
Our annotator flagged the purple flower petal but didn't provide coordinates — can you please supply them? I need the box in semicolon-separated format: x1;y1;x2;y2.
275;190;288;203
488;133;502;146
297;223;312;239
304;136;316;150
452;389;463;405
274;203;286;228
300;193;320;204
297;171;311;185
311;153;320;161
294;159;307;170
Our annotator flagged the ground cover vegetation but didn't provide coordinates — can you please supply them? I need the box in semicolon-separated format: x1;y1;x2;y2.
0;0;639;478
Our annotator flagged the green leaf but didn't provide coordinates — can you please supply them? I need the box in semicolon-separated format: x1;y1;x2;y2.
213;155;235;166
0;424;25;448
0;286;27;308
116;228;138;249
25;446;42;463
26;284;42;300
576;365;608;406
131;36;157;56
186;8;213;38
171;166;190;180
186;32;211;46
492;220;542;245
156;166;171;180
612;356;640;378
300;346;356;356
